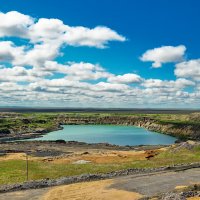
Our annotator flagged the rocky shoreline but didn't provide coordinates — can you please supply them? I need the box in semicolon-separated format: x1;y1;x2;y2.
57;116;200;141
0;140;168;154
0;113;200;142
0;126;62;142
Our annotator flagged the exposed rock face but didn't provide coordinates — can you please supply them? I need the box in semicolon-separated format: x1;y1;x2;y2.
56;116;200;140
0;113;200;141
57;116;154;125
136;120;200;140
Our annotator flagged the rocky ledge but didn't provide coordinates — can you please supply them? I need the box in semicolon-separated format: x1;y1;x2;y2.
57;116;200;140
0;113;200;141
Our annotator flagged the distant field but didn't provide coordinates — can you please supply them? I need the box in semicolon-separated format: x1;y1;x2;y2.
0;107;200;114
1;111;200;129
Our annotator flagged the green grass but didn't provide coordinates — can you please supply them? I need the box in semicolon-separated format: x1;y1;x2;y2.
1;147;200;185
0;160;129;185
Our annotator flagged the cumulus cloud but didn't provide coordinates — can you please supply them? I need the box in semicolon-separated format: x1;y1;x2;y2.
94;82;129;92
142;78;195;88
44;61;111;81
28;18;66;43
0;10;199;108
29;18;126;48
0;41;59;68
30;79;91;90
63;26;126;48
21;43;60;67
0;11;126;70
0;11;34;37
108;73;142;84
0;66;48;82
0;82;25;91
0;11;126;48
175;59;200;81
0;41;25;63
140;45;186;68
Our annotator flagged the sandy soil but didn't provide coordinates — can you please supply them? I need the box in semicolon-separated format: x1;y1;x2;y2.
51;150;149;164
41;179;142;200
175;185;189;190
0;141;168;167
0;148;163;164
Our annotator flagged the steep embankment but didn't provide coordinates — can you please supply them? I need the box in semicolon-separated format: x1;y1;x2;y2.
56;115;200;140
0;113;200;141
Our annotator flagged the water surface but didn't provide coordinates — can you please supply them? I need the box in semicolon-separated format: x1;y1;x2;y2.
30;125;176;146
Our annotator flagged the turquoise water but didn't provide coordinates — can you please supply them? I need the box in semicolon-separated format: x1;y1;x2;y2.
31;125;177;146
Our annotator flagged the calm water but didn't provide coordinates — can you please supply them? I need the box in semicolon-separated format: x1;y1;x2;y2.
31;125;176;146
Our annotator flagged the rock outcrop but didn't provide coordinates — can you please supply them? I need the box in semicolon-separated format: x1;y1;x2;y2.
56;116;200;140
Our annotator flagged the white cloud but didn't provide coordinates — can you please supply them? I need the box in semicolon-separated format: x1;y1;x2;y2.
29;18;66;43
30;79;91;90
0;41;25;63
0;11;126;49
0;65;52;82
21;43;61;67
0;66;27;76
0;41;61;68
0;82;25;91
142;78;195;89
64;26;126;48
175;59;200;81
0;11;126;70
108;73;142;84
0;10;199;108
0;11;34;37
44;61;111;80
140;45;186;68
29;18;126;48
94;82;129;92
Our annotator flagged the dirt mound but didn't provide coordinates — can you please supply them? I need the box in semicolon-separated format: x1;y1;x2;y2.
169;141;200;153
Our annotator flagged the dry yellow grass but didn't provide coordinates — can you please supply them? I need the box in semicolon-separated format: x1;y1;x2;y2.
0;153;27;161
0;153;44;162
175;185;188;190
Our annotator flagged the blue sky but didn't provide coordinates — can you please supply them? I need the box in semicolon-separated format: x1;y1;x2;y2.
0;0;200;108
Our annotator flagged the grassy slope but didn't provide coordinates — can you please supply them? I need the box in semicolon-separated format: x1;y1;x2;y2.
0;113;57;133
1;112;200;131
1;146;200;185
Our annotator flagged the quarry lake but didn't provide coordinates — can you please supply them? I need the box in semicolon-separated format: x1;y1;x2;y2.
31;125;177;146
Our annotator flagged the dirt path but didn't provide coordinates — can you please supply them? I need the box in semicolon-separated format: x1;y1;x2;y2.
41;179;142;200
1;168;200;200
